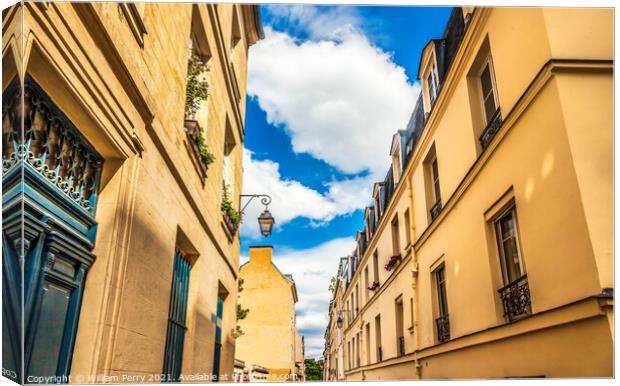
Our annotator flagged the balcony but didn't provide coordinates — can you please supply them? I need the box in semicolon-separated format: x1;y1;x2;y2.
435;314;450;343
397;336;405;356
3;77;104;215
430;200;442;221
479;108;503;150
498;275;531;322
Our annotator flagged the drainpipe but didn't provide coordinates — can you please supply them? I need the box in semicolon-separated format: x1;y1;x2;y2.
407;178;422;380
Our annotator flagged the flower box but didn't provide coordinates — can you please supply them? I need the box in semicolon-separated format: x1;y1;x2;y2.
384;254;402;272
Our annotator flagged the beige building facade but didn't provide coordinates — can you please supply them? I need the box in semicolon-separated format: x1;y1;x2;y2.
235;246;304;382
2;3;262;383
324;6;613;380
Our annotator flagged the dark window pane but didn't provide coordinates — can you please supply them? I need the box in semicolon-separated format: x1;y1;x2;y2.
484;94;497;123
480;64;492;95
27;281;71;378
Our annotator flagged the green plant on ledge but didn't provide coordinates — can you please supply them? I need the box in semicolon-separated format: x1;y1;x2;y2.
232;278;249;339
221;184;240;228
185;48;210;117
196;129;215;166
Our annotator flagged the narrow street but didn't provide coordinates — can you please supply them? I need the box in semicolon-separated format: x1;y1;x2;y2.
1;2;614;384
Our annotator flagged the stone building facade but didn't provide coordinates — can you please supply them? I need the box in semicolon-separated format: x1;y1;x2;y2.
2;2;262;383
234;246;304;382
323;6;613;380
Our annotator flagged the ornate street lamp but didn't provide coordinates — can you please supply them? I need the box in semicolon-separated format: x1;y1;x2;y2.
240;194;275;237
336;316;344;329
335;308;351;330
257;209;275;237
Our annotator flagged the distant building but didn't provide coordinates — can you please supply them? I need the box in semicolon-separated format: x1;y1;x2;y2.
294;332;306;381
235;246;304;381
324;6;612;380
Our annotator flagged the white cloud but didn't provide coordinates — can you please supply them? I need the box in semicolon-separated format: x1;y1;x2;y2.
241;237;356;359
247;26;419;177
265;5;362;40
240;149;371;239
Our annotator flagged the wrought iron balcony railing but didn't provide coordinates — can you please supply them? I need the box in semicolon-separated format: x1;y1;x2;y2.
479;108;503;150
398;336;405;356
435;314;450;343
498;274;531;321
430;200;442;221
2;77;103;215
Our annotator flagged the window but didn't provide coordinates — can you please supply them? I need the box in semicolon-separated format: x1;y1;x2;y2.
364;267;369;304
391;215;400;256
352;336;357;368
479;56;499;126
424;145;442;221
431;157;441;206
395;296;405;356
372;251;379;284
184;9;214;179
409;297;414;330
365;323;371;365
354;284;359;315
213;286;228;381
223;119;237;196
494;207;531;321
434;264;450;343
467;37;502;151
391;136;402;184
356;332;361;368
404;208;411;246
427;64;439;106
495;208;525;284
163;250;192;381
374;314;382;362
347;341;352;370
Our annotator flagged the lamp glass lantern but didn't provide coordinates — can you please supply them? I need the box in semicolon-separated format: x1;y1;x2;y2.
258;209;275;237
336;316;343;329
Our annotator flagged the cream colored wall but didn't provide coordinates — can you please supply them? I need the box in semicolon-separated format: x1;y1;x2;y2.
554;72;613;290
12;2;259;381
331;7;613;380
341;179;415;375
235;247;297;376
410;8;612;349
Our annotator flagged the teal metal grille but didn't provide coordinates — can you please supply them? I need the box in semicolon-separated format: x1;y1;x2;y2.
162;251;191;382
212;295;224;382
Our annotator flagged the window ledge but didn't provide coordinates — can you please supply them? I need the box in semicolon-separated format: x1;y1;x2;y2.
183;119;208;183
221;210;238;242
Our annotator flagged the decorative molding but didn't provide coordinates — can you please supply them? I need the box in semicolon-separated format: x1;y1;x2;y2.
119;4;147;48
413;59;613;253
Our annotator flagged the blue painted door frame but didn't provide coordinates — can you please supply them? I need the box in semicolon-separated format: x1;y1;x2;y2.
212;295;224;382
2;76;102;383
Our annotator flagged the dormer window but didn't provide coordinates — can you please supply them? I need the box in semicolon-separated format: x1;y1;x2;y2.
419;41;442;114
427;65;439;106
390;133;402;185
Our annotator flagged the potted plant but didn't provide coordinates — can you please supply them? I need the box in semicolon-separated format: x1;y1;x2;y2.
183;49;214;168
185;49;210;119
368;281;380;291
221;184;240;234
384;254;402;272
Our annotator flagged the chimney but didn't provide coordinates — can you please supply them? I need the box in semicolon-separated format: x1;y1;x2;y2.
249;246;273;265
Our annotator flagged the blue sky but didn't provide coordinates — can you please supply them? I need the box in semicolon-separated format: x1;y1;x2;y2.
240;4;452;359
